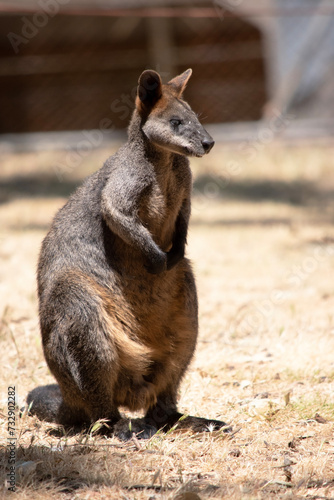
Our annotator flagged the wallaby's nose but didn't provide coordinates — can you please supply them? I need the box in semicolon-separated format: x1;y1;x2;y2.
202;137;215;154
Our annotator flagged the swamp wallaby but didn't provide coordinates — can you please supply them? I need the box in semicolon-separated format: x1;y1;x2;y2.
27;69;229;439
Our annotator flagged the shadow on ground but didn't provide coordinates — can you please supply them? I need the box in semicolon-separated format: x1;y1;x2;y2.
1;172;332;207
191;217;292;227
2;173;334;230
0;174;79;204
1;445;333;498
193;176;331;207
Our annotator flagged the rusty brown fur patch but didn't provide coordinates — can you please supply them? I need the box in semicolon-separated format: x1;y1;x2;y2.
115;377;158;411
64;270;153;375
135;85;179;118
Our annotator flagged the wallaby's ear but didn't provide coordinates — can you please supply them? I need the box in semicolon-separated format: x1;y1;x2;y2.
168;68;192;97
136;70;162;115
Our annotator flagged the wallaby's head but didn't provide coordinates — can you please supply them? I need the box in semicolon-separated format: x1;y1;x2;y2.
135;69;214;157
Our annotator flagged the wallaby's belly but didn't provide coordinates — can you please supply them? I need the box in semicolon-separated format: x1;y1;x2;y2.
110;257;196;336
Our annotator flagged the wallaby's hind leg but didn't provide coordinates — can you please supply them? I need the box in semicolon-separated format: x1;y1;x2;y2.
144;266;231;435
145;392;182;430
37;272;123;430
112;393;179;441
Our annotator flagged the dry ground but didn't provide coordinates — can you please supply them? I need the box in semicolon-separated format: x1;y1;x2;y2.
1;140;334;499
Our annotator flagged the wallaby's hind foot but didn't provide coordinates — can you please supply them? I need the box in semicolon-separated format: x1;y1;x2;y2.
144;396;232;436
113;418;158;441
172;416;232;433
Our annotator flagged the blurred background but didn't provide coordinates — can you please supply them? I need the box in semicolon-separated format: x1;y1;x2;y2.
0;0;333;146
2;4;334;466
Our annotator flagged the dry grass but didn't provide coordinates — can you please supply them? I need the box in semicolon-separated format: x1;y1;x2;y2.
1;140;334;499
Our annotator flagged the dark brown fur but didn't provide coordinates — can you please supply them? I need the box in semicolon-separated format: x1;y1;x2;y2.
26;69;229;439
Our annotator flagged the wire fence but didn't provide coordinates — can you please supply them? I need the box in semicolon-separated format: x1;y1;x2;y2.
0;1;333;135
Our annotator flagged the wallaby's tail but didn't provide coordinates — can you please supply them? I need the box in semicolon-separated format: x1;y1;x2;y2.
26;384;89;427
26;384;62;422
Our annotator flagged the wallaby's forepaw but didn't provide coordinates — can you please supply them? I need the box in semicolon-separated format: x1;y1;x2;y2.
113;418;157;441
144;250;167;274
167;245;185;270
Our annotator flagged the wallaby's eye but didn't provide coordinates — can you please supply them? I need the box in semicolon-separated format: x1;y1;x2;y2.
170;118;182;128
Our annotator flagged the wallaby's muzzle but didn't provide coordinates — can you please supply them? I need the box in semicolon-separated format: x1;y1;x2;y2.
201;135;215;154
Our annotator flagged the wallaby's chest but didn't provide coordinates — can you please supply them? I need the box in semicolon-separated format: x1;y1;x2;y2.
139;168;188;250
